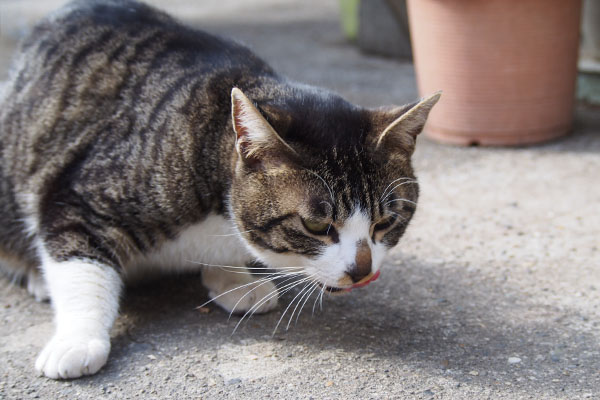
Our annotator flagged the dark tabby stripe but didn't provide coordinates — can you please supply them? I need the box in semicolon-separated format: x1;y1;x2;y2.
252;213;295;233
280;227;324;256
250;234;291;254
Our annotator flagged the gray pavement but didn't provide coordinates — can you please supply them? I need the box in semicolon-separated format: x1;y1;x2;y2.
1;1;599;399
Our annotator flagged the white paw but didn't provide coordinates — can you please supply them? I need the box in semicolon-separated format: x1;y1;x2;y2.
27;270;49;302
210;280;279;315
35;334;110;379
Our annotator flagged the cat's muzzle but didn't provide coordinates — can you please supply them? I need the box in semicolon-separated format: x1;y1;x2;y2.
319;270;381;294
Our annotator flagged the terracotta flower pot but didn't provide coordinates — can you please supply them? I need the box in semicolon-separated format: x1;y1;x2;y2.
406;0;583;146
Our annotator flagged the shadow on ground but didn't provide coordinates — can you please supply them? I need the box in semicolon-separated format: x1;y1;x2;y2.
82;253;598;398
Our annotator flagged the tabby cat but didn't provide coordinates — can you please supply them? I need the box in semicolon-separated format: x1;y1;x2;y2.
0;0;440;379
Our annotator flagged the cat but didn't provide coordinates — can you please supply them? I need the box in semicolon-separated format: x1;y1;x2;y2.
0;0;440;379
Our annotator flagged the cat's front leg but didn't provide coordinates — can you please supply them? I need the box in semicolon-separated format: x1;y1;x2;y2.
35;247;122;379
202;265;279;315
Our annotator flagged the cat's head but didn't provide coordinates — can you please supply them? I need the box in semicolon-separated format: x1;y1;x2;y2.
228;87;440;292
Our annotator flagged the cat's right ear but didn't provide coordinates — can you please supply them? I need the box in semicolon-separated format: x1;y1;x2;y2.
372;91;441;157
231;88;297;168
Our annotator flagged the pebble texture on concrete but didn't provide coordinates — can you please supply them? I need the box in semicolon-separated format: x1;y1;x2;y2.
1;1;599;399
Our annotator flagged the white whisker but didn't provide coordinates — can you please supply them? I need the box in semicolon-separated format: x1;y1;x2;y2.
383;180;417;199
226;272;301;320
381;181;418;204
185;260;300;270
208;269;301;276
207;229;254;237
231;276;311;334
384;198;417;207
319;286;324;310
380;177;415;202
292;281;320;327
196;272;292;309
304;168;335;206
274;280;314;334
312;283;325;315
232;275;316;334
386;211;409;220
285;281;317;330
241;274;307;321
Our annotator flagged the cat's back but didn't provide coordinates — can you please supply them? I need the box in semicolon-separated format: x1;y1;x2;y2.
0;0;274;182
22;0;244;59
8;0;268;99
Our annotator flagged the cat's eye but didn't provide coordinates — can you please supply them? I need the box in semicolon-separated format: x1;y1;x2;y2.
373;214;398;232
301;218;331;235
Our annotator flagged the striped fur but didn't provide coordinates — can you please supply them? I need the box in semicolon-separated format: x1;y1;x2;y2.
0;0;438;379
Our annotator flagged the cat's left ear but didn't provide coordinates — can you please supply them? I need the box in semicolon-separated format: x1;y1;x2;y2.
372;91;442;156
231;87;298;168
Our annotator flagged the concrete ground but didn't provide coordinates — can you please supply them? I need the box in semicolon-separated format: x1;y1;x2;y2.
1;1;599;399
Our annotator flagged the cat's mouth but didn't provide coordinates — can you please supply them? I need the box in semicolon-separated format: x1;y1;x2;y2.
320;285;351;294
319;270;381;293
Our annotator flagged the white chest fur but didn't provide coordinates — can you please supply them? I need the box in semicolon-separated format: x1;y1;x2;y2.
124;214;252;281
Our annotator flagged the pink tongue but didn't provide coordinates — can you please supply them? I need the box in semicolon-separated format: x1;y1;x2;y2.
351;270;381;289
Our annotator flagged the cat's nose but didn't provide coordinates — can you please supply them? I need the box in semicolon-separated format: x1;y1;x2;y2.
347;240;372;283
